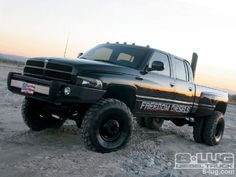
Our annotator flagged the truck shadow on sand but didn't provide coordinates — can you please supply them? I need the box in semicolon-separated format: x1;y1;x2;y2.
4;121;197;148
4;120;234;152
2;121;235;177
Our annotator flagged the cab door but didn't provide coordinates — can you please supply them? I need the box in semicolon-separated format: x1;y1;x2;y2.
171;57;195;116
134;51;176;116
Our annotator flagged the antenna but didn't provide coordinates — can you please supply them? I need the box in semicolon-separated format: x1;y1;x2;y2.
63;32;70;58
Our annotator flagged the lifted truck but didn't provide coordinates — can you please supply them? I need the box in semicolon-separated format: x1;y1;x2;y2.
8;43;228;152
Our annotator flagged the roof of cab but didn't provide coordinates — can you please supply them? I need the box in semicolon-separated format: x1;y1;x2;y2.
103;42;188;62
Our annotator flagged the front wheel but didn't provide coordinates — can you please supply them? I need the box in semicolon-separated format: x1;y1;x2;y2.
81;99;133;153
203;111;225;146
21;98;65;131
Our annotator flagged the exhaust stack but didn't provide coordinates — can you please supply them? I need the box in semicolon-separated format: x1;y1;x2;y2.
191;52;198;79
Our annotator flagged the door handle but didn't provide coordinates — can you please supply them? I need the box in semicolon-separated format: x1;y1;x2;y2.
189;87;193;91
135;77;143;80
170;82;175;87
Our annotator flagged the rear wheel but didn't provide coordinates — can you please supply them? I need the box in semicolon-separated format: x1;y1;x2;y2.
144;117;164;131
21;98;65;131
203;111;225;145
81;99;132;153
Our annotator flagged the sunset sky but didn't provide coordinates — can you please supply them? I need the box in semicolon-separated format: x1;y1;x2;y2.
0;0;236;93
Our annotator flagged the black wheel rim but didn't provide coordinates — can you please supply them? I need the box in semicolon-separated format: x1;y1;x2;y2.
215;120;224;142
99;118;121;142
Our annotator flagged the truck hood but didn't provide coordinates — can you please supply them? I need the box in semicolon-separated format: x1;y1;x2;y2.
29;57;140;76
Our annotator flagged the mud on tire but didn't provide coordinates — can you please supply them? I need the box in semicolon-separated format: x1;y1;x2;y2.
81;99;133;153
203;111;225;146
21;98;65;131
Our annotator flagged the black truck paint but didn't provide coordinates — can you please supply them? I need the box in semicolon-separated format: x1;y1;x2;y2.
7;43;229;152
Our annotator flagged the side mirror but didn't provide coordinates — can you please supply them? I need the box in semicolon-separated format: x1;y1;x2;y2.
148;61;165;71
77;52;83;58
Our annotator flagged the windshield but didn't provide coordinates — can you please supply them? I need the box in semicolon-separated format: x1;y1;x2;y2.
80;44;149;68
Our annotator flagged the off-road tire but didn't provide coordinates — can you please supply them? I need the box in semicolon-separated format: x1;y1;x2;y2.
136;117;146;127
193;117;205;143
21;98;65;131
81;99;133;153
144;117;164;131
203;111;225;146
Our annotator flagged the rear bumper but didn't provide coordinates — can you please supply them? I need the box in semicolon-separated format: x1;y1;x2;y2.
7;72;105;104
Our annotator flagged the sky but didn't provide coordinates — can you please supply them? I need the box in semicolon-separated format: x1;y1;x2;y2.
0;0;236;93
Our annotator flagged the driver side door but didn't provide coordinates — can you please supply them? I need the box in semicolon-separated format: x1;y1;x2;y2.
135;51;176;117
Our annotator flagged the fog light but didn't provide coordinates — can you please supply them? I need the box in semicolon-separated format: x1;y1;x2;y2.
64;87;71;95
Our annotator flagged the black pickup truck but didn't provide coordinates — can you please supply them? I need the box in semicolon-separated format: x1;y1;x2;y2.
7;43;228;152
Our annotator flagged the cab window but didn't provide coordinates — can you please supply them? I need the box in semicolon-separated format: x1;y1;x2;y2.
117;53;134;62
173;58;187;81
185;62;194;82
90;47;112;60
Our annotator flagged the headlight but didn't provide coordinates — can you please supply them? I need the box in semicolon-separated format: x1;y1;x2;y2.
64;87;71;95
77;76;103;89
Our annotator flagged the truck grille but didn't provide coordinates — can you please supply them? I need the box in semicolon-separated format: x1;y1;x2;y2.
24;60;73;82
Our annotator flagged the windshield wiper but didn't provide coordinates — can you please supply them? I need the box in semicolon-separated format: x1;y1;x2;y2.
94;59;115;64
79;57;87;59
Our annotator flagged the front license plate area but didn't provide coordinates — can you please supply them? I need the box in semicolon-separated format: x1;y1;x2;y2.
21;82;35;95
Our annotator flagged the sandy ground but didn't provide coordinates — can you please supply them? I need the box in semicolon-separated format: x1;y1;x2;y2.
0;62;235;177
